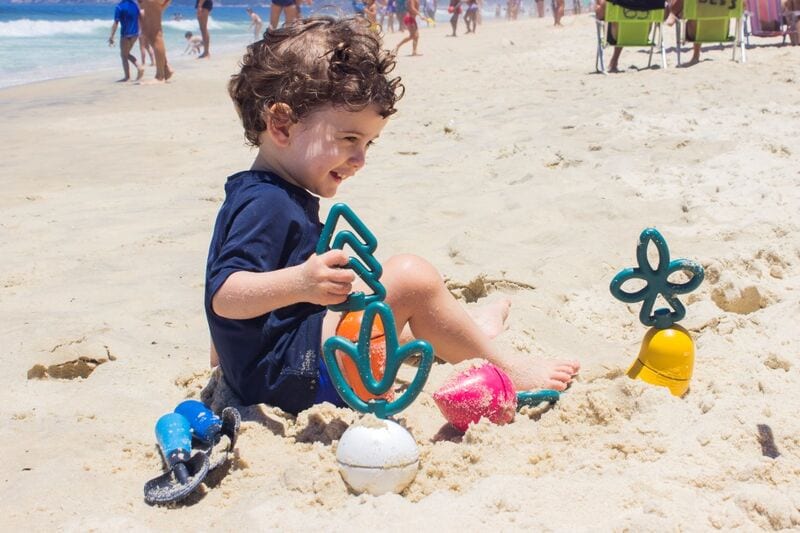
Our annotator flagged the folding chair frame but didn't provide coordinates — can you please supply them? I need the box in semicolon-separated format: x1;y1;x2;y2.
675;0;746;65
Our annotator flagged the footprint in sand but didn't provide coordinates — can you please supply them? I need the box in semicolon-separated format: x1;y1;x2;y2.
27;337;115;380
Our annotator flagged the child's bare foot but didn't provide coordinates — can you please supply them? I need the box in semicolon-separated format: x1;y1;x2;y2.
469;298;511;339
501;354;580;392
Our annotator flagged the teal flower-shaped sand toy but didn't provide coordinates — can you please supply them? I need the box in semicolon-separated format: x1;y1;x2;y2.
610;228;704;397
323;301;434;418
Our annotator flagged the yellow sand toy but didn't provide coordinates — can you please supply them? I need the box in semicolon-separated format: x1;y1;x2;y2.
610;228;704;397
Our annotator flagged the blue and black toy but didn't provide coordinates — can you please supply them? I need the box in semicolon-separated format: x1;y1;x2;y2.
175;399;240;469
143;413;210;505
143;400;240;505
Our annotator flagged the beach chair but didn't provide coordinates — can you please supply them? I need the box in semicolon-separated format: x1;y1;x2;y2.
743;0;787;46
675;0;746;64
595;3;667;73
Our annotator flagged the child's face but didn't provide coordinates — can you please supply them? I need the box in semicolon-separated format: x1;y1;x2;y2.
277;104;388;198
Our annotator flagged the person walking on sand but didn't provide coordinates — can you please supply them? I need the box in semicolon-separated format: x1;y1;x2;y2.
270;0;299;29
447;0;462;35
140;0;173;81
137;7;155;66
247;8;263;41
108;0;144;82
393;0;422;55
196;0;212;58
209;16;579;413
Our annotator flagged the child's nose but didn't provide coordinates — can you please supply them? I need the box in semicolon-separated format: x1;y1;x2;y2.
349;149;366;170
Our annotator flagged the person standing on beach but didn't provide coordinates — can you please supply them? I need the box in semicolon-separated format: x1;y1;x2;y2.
552;0;564;25
137;7;155;67
108;0;144;82
196;0;212;58
270;0;299;29
447;0;462;35
396;0;409;30
393;0;422;54
209;16;579;413
247;8;263;41
140;0;173;81
464;0;478;32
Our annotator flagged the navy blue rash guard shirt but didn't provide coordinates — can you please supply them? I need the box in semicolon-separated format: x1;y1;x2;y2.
205;170;335;414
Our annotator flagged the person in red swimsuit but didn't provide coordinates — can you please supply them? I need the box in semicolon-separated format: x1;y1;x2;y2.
393;0;421;55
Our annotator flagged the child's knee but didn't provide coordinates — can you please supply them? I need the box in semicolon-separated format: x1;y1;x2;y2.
384;253;442;294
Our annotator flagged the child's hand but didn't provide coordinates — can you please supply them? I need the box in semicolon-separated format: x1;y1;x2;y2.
300;250;356;306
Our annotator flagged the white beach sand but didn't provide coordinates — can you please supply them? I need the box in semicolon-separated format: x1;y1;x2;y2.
1;13;799;531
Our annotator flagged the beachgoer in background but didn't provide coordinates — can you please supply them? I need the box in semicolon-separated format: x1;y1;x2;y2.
381;0;397;31
663;0;703;66
214;15;580;412
140;0;172;81
535;0;545;17
394;0;422;53
423;0;437;24
247;8;263;41
447;0;461;37
183;31;203;54
108;0;144;82
447;0;462;35
138;7;155;66
353;0;367;15
196;0;212;58
296;0;313;18
596;0;670;71
396;0;409;30
552;0;564;25
786;0;800;45
364;0;380;28
270;0;298;29
464;0;478;31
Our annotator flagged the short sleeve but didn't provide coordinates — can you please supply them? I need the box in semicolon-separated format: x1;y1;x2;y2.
114;5;122;22
206;191;295;302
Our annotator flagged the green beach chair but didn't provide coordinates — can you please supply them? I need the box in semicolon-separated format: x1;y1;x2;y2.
595;3;667;74
676;0;746;65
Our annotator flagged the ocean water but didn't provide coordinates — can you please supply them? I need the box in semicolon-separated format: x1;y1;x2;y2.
0;0;361;88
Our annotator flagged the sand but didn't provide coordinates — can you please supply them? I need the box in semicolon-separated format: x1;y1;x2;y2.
1;13;799;531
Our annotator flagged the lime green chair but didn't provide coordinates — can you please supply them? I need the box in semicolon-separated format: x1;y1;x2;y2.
595;4;667;74
676;0;746;64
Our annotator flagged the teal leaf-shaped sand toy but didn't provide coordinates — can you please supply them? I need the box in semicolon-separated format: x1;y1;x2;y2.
317;203;386;312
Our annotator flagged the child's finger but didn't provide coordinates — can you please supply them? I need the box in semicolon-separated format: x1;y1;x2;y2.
320;249;350;267
328;268;355;284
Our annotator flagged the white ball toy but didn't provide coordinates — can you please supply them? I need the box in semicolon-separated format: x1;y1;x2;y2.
336;418;419;496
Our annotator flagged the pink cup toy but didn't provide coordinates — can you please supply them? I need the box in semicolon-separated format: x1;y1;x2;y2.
433;363;518;432
433;363;562;432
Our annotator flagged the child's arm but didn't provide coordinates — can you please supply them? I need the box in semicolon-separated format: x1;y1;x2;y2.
212;249;355;320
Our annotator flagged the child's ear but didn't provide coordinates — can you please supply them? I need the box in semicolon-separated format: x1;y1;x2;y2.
264;102;295;146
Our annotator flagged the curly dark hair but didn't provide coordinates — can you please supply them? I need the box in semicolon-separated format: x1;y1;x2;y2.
228;16;404;146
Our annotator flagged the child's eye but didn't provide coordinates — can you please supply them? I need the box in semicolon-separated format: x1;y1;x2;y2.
343;136;359;143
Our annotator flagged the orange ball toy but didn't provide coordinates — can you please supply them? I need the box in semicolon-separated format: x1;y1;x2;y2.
335;310;394;401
